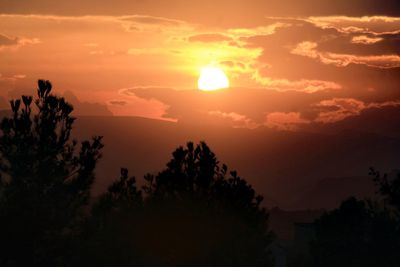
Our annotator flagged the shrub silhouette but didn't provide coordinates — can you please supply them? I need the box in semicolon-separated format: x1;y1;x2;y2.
0;80;104;266
83;142;274;267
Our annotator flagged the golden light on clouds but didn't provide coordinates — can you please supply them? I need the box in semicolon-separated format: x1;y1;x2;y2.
198;66;229;91
1;11;400;125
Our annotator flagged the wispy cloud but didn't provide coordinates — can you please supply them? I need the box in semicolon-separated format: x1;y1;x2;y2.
265;112;310;131
351;35;383;44
314;98;400;123
108;100;128;106
307;16;400;35
208;110;259;129
0;33;39;50
0;73;27;81
292;41;400;68
254;72;342;93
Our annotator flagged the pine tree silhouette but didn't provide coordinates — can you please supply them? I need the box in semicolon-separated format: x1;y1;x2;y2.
0;80;103;266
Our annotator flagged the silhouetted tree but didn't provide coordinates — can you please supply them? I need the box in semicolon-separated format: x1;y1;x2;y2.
74;168;144;267
85;142;273;267
370;168;400;214
0;80;103;266
311;197;400;267
144;142;265;217
143;142;273;266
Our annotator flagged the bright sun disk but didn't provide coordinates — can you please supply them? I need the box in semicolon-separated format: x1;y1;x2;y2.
198;67;229;91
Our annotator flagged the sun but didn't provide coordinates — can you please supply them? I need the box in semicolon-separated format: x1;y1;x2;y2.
198;66;230;91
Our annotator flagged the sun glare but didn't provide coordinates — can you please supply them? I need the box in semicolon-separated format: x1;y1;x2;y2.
198;67;230;91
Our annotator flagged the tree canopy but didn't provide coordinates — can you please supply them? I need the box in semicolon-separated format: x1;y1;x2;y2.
311;195;400;266
370;167;400;214
82;142;274;267
11;79;400;267
0;80;103;266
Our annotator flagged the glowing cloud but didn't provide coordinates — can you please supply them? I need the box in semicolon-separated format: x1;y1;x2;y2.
292;41;400;68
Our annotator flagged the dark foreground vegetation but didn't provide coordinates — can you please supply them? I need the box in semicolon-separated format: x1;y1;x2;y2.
310;168;400;267
0;80;273;266
0;80;399;267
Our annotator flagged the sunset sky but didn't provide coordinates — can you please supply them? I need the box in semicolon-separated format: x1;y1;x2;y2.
1;0;400;131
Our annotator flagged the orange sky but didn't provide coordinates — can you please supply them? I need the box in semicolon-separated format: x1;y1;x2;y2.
1;1;400;130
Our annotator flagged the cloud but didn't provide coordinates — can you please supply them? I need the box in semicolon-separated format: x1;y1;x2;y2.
208;111;259;129
265;98;400;130
188;33;232;43
120;15;192;33
120;87;260;123
122;15;185;26
118;82;400;131
0;73;26;82
115;87;173;120
108;100;127;106
63;91;113;116
0;14;193;35
1;12;400;129
237;17;399;96
119;87;172;97
2;0;400;24
0;33;39;50
265;112;310;131
369;100;400;109
121;86;338;126
0;74;27;92
0;34;18;46
307;16;400;35
254;72;342;93
236;19;353;90
313;98;400;123
292;41;400;68
351;35;383;44
313;98;366;123
228;23;291;38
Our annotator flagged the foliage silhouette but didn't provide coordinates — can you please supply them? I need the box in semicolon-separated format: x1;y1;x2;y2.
82;142;274;267
370;167;400;214
309;164;400;267
311;197;400;267
0;80;104;266
3;79;399;267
